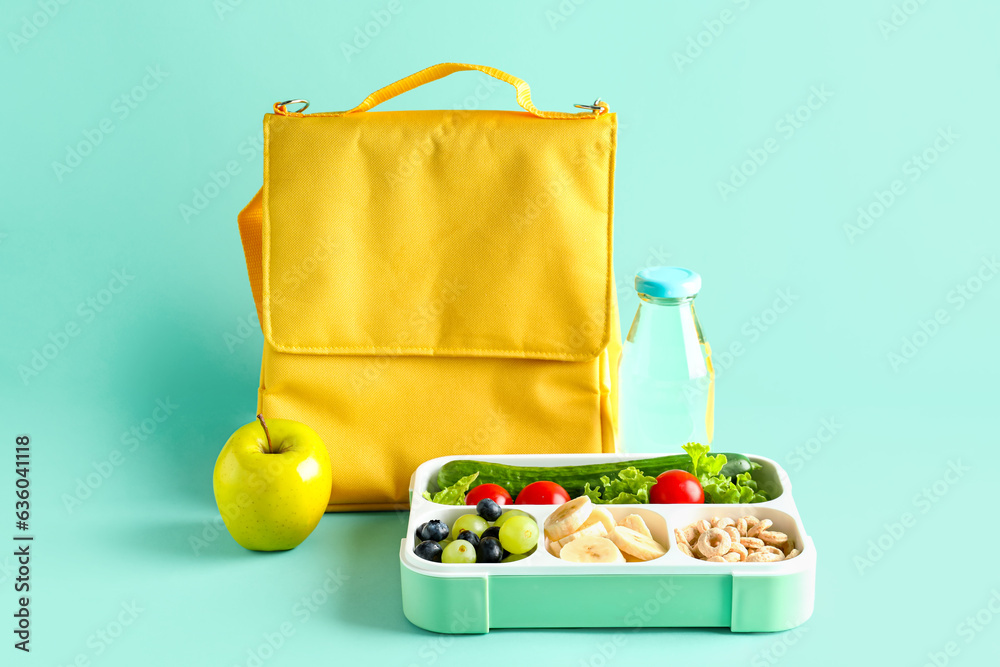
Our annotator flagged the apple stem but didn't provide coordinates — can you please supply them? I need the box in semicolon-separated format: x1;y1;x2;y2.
257;413;272;453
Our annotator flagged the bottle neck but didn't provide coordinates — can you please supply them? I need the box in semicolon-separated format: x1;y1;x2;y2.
637;293;696;306
628;293;707;351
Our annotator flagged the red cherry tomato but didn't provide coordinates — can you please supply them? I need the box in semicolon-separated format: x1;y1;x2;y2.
465;483;513;506
515;481;571;505
650;470;704;504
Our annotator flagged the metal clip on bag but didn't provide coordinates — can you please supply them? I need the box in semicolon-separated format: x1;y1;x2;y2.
237;63;620;511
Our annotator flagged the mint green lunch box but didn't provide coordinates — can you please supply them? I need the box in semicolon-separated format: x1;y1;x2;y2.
400;453;815;633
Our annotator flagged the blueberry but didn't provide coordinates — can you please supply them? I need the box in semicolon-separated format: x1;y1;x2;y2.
456;530;480;548
476;536;503;563
414;522;429;542
476;499;503;522
414;540;443;562
480;526;501;541
419;519;449;542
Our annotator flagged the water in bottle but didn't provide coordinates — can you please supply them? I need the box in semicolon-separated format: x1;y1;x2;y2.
618;267;714;453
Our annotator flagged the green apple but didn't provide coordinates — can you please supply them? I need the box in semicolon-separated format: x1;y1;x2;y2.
213;415;332;551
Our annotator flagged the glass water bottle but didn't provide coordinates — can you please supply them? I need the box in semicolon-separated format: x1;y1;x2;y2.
618;267;714;453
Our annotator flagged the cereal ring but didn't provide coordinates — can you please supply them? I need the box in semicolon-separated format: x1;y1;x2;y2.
760;530;789;548
728;542;749;560
740;537;764;550
710;517;722;527
697;528;732;558
748;519;772;538
674;529;685;545
744;516;760;529
694;519;711;535
746;550;783;563
723;551;742;562
736;517;748;536
677;541;695;558
724;526;741;544
759;546;784;557
680;524;698;544
786;548;800;560
706;556;726;562
716;517;735;529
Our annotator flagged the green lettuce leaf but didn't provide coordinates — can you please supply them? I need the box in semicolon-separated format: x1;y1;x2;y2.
683;442;727;479
583;466;657;504
683;443;767;504
422;472;479;505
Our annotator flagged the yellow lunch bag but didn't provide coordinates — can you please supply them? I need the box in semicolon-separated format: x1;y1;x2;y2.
238;63;621;510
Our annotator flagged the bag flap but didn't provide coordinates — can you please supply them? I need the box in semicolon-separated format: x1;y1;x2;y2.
262;110;616;361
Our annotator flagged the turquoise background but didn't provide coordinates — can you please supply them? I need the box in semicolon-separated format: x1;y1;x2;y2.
3;0;999;664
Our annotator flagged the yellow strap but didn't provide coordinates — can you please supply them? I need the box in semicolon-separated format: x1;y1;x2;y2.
238;188;264;324
273;62;609;119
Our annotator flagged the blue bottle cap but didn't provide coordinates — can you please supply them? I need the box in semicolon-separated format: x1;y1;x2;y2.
635;267;702;299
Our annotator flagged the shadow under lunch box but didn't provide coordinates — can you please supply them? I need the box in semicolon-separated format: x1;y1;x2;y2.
400;453;815;633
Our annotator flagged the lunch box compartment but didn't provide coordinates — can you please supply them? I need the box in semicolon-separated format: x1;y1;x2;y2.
666;506;805;563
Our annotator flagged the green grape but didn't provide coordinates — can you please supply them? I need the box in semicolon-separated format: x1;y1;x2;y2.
493;509;530;529
499;515;538;555
452;514;488;537
441;539;477;564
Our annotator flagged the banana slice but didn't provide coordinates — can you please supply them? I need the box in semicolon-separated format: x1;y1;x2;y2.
549;520;606;557
547;540;562;558
623;552;643;563
618;514;653;539
591;507;616;534
559;535;625;564
608;526;667;562
555;518;607;549
547;533;571;558
543;496;592;541
572;510;612;538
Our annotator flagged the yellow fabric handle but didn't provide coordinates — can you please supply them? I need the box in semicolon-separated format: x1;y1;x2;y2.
273;62;609;119
238;189;264;325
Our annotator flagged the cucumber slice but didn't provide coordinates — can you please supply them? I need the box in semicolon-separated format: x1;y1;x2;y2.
435;453;751;498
